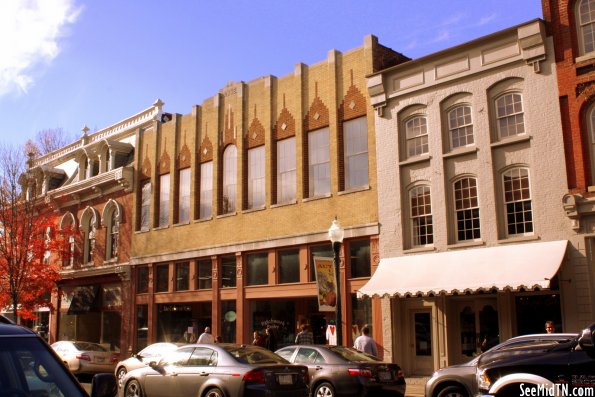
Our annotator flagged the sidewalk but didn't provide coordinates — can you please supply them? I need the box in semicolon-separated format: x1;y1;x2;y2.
405;376;429;397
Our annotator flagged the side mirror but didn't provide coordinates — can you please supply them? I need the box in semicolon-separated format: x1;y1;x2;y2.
149;361;165;374
578;323;595;357
90;373;117;397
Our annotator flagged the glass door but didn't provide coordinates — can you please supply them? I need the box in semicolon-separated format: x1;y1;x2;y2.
410;310;433;374
455;299;499;363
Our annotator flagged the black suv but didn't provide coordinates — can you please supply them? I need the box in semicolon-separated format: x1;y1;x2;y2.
0;316;116;397
476;323;595;397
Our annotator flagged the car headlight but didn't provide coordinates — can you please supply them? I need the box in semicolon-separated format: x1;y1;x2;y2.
477;369;491;391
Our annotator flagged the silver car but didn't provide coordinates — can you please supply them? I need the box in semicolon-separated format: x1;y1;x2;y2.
120;343;310;397
115;342;183;387
51;340;119;376
424;333;576;397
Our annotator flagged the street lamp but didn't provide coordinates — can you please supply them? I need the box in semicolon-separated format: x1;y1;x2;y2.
328;217;344;346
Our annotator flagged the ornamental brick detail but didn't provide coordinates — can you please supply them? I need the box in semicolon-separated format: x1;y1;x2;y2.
305;96;330;131
222;107;237;147
140;155;152;180
199;135;213;163
246;118;265;149
274;107;296;140
340;84;367;121
177;143;191;169
158;149;170;175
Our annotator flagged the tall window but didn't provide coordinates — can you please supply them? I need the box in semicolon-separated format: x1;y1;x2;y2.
496;93;524;139
155;264;169;293
159;173;170;227
503;168;533;236
106;209;119;260
175;262;190;291
277;137;296;204
222;145;237;213
308;127;330;197
406;116;428;157
349;240;370;278
248;146;265;209
178;168;190;223
278;249;299;284
200;162;213;219
454;177;480;241
309;244;333;282
140;181;151;231
247;252;268;286
197;259;212;289
579;0;595;54
410;185;433;246
81;212;96;265
344;117;369;189
137;267;149;293
221;255;236;288
61;216;75;268
448;106;474;149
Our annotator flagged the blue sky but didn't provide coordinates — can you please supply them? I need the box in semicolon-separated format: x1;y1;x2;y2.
0;0;542;147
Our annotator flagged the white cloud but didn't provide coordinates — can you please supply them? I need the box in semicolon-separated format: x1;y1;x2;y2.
477;13;498;26
0;0;81;97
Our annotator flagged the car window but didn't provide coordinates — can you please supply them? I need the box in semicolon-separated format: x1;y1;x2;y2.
295;348;319;364
0;336;87;397
161;347;193;366
329;346;380;362
188;348;218;366
224;346;288;364
275;348;295;361
73;342;106;352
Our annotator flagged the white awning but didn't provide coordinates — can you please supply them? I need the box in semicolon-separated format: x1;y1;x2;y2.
357;240;568;298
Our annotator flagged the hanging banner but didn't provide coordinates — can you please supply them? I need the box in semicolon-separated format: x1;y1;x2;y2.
314;256;337;312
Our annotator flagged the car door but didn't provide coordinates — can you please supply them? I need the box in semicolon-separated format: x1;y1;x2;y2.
293;347;330;385
567;345;595;392
143;347;193;397
175;347;220;396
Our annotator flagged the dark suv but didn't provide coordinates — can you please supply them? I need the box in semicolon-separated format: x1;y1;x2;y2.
476;323;595;397
0;316;117;397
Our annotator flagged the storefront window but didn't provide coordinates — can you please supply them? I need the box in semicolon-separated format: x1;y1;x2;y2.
247;252;268;286
136;305;148;351
278;249;299;284
137;267;149;294
351;294;372;342
197;259;212;289
221;256;236;288
349;240;371;278
157;304;193;343
250;300;296;348
221;301;237;343
176;262;190;291
155;264;169;292
309;244;333;282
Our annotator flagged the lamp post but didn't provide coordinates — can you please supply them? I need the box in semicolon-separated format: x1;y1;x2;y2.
328;217;344;346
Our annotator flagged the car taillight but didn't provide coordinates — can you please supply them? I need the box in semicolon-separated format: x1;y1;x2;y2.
243;369;266;384
76;354;91;361
111;354;119;363
396;369;404;379
347;368;373;378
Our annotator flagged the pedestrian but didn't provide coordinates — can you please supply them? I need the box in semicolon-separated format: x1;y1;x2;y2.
353;325;378;356
545;320;554;334
197;326;215;343
295;324;314;345
265;327;277;351
253;331;266;347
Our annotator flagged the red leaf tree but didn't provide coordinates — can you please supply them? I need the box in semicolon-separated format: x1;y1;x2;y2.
0;145;70;323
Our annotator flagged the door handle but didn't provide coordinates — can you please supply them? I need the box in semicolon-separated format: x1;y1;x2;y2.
315;366;323;370
199;372;209;376
170;372;178;376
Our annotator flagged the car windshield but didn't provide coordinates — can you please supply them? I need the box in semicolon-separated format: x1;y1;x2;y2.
0;336;86;397
224;345;289;364
329;346;381;362
72;342;107;352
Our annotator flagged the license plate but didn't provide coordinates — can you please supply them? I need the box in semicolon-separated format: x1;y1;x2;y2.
277;374;293;385
378;371;392;381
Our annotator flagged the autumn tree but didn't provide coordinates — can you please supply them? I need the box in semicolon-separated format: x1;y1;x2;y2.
23;128;76;158
0;143;66;323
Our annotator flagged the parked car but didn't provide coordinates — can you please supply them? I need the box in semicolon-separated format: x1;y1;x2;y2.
120;343;310;397
476;323;595;397
115;342;183;387
0;317;117;397
424;333;576;397
276;344;406;397
51;340;119;376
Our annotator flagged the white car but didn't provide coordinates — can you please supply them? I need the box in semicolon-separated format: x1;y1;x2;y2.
51;340;118;376
114;342;183;387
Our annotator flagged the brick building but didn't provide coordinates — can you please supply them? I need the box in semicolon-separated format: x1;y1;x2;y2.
28;102;164;357
127;36;406;353
542;0;595;328
361;20;582;375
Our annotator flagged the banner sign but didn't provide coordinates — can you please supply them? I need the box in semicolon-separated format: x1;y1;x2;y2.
314;256;337;312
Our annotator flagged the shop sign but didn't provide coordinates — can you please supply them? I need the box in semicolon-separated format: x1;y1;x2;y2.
314;256;337;312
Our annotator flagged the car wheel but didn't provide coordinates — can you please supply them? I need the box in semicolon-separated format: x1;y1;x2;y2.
124;379;143;397
205;387;224;397
314;382;335;397
116;367;127;387
437;385;468;397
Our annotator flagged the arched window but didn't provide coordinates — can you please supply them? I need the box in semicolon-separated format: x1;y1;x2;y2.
102;199;121;260
222;145;237;213
578;0;595;54
409;185;433;246
453;177;480;241
80;207;99;265
495;93;524;139
405;116;429;157
59;212;77;268
448;105;474;149
587;104;595;186
502;167;533;236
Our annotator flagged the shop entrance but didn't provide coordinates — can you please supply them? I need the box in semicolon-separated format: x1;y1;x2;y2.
409;310;433;375
515;293;561;334
454;298;499;363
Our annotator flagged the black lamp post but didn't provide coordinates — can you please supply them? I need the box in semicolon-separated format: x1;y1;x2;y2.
328;218;344;346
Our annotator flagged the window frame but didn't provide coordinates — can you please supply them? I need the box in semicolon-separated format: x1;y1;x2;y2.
495;92;525;140
276;137;296;204
247;146;265;209
155;264;170;293
308;127;331;198
140;180;151;232
409;184;433;247
453;176;481;242
158;173;171;227
447;105;474;150
178;168;191;224
199;161;213;219
343;116;369;190
577;0;595;55
222;145;237;214
405;115;429;158
502;167;533;237
246;252;269;286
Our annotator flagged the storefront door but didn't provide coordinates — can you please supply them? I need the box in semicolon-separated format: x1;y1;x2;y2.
455;298;499;363
410;310;433;375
